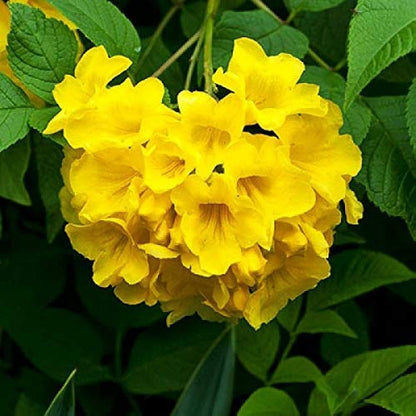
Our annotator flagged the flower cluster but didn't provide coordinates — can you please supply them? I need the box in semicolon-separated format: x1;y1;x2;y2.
46;38;363;329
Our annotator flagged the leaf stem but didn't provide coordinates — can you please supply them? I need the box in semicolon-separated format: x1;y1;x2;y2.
334;56;348;72
250;0;283;23
203;0;220;95
308;48;333;71
184;22;206;90
135;4;181;73
152;30;201;78
285;8;298;24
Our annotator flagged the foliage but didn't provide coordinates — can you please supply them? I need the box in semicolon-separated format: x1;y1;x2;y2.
1;0;416;415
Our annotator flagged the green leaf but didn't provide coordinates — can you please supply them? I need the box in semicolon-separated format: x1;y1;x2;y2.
270;356;323;385
294;0;354;65
301;66;371;144
380;54;416;83
287;0;345;12
33;135;64;242
48;0;141;73
296;310;357;338
7;308;109;385
0;137;31;205
345;0;416;109
366;373;416;416
75;259;164;330
0;73;34;151
30;107;66;146
236;320;280;381
7;4;78;103
172;329;234;416
237;387;299;416
212;10;309;72
320;301;370;366
122;320;223;394
180;1;205;38
276;297;302;333
0;372;19;416
44;369;76;416
308;250;416;310
357;96;416;239
15;394;45;416
407;78;416;153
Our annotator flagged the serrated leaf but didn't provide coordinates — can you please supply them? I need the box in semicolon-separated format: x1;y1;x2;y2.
0;73;34;151
237;387;299;416
44;369;76;416
357;96;416;239
212;10;309;71
48;0;141;74
365;373;416;416
30;107;66;146
302;66;371;144
287;0;345;12
406;78;416;153
7;4;78;103
308;250;416;310
33;134;64;242
345;0;416;109
0;137;31;205
172;329;234;416
236;320;280;382
296;310;357;338
122;320;223;394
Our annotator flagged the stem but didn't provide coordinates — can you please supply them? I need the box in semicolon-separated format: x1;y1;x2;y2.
136;4;181;73
203;0;220;94
152;30;201;78
285;8;298;24
308;48;333;71
250;0;283;23
184;23;206;90
280;333;296;363
334;56;347;72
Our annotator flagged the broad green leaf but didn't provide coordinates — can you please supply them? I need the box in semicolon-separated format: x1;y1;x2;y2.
48;0;141;73
44;369;76;416
308;250;416;310
236;320;280;381
366;373;416;416
7;4;78;103
0;372;18;416
237;387;299;416
0;73;34;151
15;394;45;416
172;329;234;416
345;0;416;109
340;346;416;413
0;137;31;205
406;78;416;152
294;0;354;65
33;135;64;242
320;301;370;366
75;259;164;330
136;37;184;97
7;308;110;385
296;310;357;338
270;356;322;385
301;66;371;144
287;0;345;12
357;96;416;239
122;320;223;394
276;297;302;333
212;10;309;71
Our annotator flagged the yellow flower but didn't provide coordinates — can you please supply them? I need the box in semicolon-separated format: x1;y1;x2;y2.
66;216;177;288
276;101;362;205
169;91;245;179
171;174;267;275
213;37;327;130
44;46;132;136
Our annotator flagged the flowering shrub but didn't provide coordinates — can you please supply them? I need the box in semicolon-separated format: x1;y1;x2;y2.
1;0;416;415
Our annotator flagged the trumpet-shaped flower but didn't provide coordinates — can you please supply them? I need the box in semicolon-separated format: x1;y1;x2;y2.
213;37;327;130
